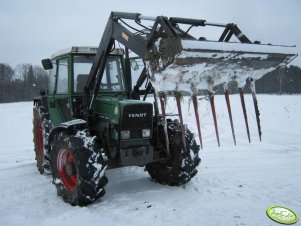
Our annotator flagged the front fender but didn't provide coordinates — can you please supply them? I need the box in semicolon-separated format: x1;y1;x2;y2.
48;119;88;150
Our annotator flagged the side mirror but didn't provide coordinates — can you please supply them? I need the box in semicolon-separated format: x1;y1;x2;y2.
130;59;139;71
41;59;53;70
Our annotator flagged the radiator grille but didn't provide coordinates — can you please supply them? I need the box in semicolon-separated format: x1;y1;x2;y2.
121;104;152;132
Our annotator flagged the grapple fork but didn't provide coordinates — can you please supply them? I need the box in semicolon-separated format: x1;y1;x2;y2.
128;13;297;148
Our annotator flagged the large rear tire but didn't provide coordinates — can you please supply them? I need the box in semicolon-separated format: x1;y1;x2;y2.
146;120;200;186
33;105;51;174
51;130;108;206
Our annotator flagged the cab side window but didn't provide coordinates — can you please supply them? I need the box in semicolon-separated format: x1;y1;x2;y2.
48;60;57;94
56;58;68;94
73;55;94;93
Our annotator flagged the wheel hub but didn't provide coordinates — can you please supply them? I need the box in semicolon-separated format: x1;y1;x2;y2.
65;162;76;176
57;148;77;192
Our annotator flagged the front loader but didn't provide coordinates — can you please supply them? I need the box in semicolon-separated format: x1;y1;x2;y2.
33;12;297;206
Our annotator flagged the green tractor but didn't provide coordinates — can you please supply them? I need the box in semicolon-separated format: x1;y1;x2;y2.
33;45;200;205
33;12;296;206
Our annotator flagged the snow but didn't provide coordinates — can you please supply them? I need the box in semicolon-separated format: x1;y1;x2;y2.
0;95;301;226
149;40;298;94
150;62;275;93
181;40;298;55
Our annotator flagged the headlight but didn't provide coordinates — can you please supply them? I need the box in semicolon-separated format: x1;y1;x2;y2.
142;129;151;138
121;130;130;139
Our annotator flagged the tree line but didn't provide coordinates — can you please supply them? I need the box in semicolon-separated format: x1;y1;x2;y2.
255;65;301;94
0;63;47;103
0;63;301;104
213;65;301;95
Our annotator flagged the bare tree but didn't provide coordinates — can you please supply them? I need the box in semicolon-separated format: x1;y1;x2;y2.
15;63;31;80
0;63;15;102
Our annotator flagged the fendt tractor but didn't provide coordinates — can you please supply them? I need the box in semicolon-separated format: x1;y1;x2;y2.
33;12;297;205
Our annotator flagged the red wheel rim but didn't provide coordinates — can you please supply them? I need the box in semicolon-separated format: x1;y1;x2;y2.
36;119;43;161
57;148;77;192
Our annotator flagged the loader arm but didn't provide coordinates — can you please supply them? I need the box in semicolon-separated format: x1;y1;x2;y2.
86;12;297;88
85;12;149;109
86;12;251;109
85;12;195;108
85;11;297;146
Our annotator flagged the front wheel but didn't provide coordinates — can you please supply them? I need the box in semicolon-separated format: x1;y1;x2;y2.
51;130;108;206
146;120;201;186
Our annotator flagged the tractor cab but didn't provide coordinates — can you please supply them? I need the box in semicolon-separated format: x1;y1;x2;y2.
42;47;132;126
42;46;155;168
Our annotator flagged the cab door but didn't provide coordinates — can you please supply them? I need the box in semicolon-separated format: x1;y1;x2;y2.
47;57;72;126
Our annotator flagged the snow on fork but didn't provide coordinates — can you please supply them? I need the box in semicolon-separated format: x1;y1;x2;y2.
148;39;297;147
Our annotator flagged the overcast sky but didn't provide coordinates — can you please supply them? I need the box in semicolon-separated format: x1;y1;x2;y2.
1;0;300;68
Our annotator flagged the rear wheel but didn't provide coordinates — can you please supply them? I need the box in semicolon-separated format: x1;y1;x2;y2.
146;120;201;185
33;105;51;174
51;130;108;206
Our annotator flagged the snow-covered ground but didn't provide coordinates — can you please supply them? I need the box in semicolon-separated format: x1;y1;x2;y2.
0;95;300;226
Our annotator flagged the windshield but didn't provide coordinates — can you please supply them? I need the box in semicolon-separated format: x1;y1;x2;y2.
99;56;125;92
73;55;125;93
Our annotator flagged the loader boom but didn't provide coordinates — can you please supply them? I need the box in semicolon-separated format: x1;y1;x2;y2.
85;11;297;146
86;12;253;108
86;12;148;109
86;12;296;104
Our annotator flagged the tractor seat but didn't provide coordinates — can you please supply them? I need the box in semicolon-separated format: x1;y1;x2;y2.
76;74;88;93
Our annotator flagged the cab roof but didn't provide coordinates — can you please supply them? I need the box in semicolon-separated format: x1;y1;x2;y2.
51;46;124;59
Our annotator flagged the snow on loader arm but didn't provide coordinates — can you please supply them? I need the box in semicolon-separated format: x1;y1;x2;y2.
138;16;298;148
